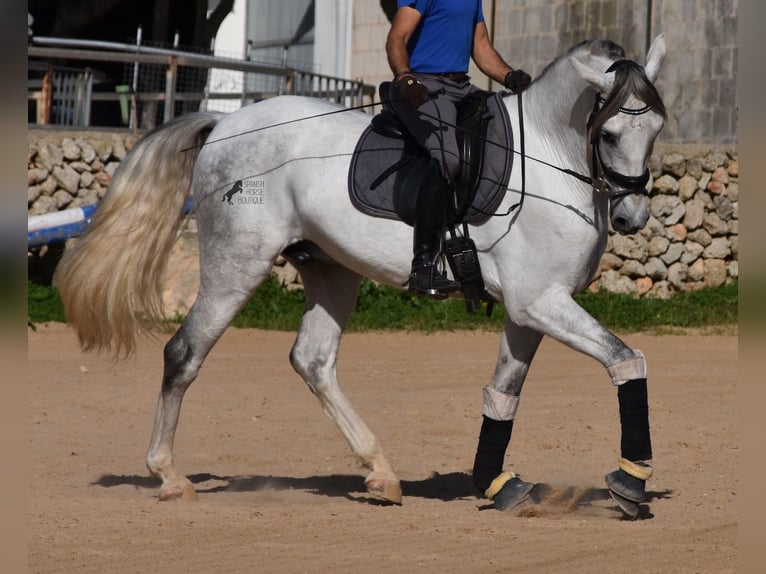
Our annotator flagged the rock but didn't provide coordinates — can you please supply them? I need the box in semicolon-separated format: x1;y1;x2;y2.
30;195;57;215
687;228;712;247
703;237;731;259
678;174;698;201
728;261;738;278
111;136;127;161
681;241;704;264
648;153;662;178
713;196;734;220
61;138;81;161
725;182;738;201
711;166;729;184
644;257;668;280
702;212;729;236
75;139;97;163
611;234;648;262
667;223;687;242
647;280;673;299
703;259;727;287
682;199;705;230
28;167;49;185
727;159;739;177
620;259;646;277
104;161;121;177
28;186;41;204
686;156;703;179
635;276;653;295
53;189;74;209
706;179;725;195
598;252;624;273
667;262;688;290
688;258;705;281
650;195;685;225
36;143;64;171
652;174;679;194
80;171;95;188
69;161;92;173
600;270;637;295
52;165;80;194
648;235;669;257
94;171;112;186
730;236;738;258
93;140;112;162
662;152;686;177
701;151;727;171
660;242;684;265
39;175;58;195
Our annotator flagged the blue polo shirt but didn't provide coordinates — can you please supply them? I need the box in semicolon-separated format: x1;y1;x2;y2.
398;0;484;73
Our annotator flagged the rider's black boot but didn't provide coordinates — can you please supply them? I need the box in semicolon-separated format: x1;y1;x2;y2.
408;161;460;298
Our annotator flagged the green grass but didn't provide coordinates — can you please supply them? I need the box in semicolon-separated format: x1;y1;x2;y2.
28;276;738;333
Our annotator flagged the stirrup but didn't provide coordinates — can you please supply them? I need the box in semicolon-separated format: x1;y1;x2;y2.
408;262;460;299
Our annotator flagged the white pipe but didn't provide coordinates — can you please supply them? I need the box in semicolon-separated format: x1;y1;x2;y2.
28;204;95;233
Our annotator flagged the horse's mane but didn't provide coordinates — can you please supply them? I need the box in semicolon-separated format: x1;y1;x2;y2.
537;38;627;79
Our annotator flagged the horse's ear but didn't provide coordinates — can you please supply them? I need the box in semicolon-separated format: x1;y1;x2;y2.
644;33;667;83
569;56;612;92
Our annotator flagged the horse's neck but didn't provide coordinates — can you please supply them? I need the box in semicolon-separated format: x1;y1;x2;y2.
515;66;595;181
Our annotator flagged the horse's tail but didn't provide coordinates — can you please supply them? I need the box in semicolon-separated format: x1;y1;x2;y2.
53;111;223;359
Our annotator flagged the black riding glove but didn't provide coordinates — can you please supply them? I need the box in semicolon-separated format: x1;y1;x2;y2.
396;74;431;108
504;69;532;94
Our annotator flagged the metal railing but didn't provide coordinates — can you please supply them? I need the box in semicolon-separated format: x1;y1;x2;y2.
28;36;376;129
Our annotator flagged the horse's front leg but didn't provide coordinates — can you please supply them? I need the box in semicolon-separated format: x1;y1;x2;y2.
514;286;653;519
472;319;543;510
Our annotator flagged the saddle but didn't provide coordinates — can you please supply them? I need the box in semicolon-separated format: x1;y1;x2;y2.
347;82;514;226
347;83;515;313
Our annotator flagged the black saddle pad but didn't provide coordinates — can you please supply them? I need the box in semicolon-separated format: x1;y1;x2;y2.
347;91;514;226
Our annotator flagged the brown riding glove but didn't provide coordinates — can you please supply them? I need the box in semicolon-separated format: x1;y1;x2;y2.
395;73;431;108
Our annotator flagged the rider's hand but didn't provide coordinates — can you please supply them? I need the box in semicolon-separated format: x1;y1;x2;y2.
504;69;532;94
396;74;431;108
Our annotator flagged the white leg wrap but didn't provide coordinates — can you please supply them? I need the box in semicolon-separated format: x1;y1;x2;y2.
482;386;520;421
607;350;647;386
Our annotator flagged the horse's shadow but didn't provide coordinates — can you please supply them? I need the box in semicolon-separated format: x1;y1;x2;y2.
93;470;477;505
93;471;673;519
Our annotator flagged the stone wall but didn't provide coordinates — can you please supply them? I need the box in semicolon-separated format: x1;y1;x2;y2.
28;131;738;307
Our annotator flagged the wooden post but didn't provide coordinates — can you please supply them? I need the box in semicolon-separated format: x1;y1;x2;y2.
39;64;52;124
164;56;178;123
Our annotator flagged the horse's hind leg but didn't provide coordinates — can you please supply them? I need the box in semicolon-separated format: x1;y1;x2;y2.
146;264;272;501
288;259;402;504
473;320;543;510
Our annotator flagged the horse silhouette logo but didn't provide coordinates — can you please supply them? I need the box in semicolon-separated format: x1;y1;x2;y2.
222;180;244;205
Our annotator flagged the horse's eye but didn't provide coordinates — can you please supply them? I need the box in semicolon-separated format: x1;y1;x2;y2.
601;130;618;144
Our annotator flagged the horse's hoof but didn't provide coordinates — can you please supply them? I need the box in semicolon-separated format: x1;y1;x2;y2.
364;477;403;505
607;487;640;520
486;472;534;511
605;459;652;519
158;482;198;502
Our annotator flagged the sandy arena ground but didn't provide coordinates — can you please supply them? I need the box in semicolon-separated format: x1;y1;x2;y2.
28;323;737;573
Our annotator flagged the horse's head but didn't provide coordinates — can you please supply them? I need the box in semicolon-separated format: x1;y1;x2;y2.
570;34;667;235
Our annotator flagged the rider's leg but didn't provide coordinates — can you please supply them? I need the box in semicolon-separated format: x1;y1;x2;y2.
408;159;460;296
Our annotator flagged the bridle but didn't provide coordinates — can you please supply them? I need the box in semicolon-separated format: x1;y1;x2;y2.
583;60;655;201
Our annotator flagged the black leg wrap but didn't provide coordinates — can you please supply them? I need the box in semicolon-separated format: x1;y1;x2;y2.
618;378;652;462
472;416;513;493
